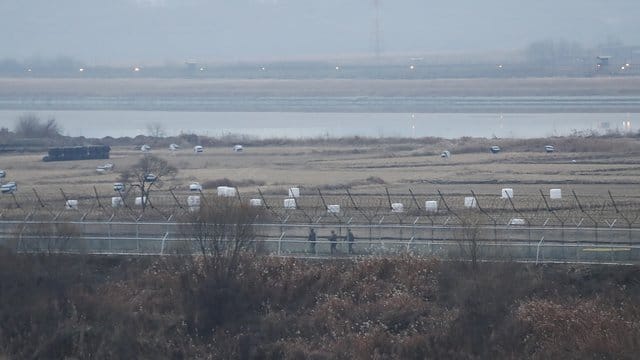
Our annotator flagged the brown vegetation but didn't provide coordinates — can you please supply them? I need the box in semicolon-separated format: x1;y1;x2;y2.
1;246;638;359
3;133;640;201
200;178;266;189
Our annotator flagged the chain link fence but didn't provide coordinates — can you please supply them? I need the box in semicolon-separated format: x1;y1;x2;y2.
1;187;639;264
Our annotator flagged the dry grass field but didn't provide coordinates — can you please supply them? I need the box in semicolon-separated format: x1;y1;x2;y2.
2;136;640;201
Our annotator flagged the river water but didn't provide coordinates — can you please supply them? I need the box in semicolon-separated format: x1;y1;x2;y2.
0;110;635;139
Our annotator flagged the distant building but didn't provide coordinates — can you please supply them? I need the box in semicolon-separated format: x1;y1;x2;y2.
185;61;198;72
596;55;611;70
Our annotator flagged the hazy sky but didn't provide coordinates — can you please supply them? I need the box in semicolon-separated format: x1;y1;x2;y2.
1;0;638;64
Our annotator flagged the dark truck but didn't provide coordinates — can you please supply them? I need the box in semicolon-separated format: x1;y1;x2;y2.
43;145;111;162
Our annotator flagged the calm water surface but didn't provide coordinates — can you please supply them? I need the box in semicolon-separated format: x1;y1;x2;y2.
0;110;635;139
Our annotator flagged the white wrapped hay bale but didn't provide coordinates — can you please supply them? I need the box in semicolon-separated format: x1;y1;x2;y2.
509;218;526;225
187;195;201;212
111;197;124;208
249;198;263;207
135;197;147;206
327;204;340;214
501;188;514;199
425;200;438;213
217;186;236;197
284;198;297;209
187;195;201;207
550;188;562;200
391;203;404;213
65;199;78;210
464;197;477;208
288;187;300;198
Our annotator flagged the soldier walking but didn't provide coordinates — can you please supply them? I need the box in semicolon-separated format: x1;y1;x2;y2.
346;228;355;254
308;228;317;254
329;230;338;255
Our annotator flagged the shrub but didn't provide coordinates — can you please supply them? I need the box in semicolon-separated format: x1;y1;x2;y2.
516;298;640;358
200;178;266;189
1;247;639;359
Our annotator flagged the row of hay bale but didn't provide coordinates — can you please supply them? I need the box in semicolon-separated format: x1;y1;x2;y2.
463;188;562;209
246;187;564;215
258;187;342;214
283;187;343;213
64;186;290;212
63;187;566;213
67;196;191;210
62;197;130;209
347;188;561;214
501;188;561;200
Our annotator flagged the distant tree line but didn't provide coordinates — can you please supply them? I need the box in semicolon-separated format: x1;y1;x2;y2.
0;38;636;78
0;56;84;75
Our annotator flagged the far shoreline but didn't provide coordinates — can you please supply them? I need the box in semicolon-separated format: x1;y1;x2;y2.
2;76;640;113
2;95;640;113
2;76;640;98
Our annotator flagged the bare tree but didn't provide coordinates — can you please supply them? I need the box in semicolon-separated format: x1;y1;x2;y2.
15;113;61;138
180;198;262;281
456;213;482;269
118;154;177;210
146;121;166;138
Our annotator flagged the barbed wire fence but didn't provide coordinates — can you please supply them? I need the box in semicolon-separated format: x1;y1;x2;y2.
0;186;639;264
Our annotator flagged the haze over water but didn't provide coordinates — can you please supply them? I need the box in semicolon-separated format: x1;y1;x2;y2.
2;1;638;63
2;1;638;141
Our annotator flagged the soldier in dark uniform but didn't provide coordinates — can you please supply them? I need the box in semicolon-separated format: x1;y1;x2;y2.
346;228;355;254
308;228;317;254
329;230;338;255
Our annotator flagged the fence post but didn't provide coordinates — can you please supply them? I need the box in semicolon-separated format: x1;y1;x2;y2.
161;232;169;255
412;217;419;252
378;216;385;251
369;220;373;248
278;231;285;256
535;237;545;264
108;222;112;252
